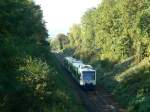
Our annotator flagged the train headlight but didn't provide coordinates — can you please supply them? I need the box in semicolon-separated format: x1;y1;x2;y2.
93;81;96;85
80;80;84;85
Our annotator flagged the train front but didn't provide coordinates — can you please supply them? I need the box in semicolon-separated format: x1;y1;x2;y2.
79;68;96;90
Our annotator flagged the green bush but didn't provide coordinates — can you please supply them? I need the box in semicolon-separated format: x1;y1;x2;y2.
114;58;150;112
19;56;54;99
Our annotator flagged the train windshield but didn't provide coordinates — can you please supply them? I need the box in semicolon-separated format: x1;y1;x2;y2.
82;71;95;80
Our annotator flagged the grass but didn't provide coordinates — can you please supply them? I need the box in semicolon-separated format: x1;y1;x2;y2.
49;53;85;112
0;37;85;112
95;57;150;112
114;57;150;112
62;47;150;112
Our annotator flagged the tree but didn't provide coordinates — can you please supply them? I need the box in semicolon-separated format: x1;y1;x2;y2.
55;33;68;50
68;24;81;48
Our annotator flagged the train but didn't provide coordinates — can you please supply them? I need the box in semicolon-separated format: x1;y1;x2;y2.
64;56;96;89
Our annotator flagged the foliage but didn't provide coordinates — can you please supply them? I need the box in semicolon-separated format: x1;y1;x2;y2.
51;33;68;51
60;0;150;111
115;58;150;112
19;56;53;99
0;0;84;112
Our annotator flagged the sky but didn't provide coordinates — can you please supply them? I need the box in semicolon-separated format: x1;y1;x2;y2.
35;0;101;37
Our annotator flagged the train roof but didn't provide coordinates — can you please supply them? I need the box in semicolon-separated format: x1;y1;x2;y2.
65;56;73;60
79;64;95;72
72;60;82;63
65;56;96;72
65;57;82;63
65;57;74;63
80;68;96;72
72;61;83;68
80;64;93;69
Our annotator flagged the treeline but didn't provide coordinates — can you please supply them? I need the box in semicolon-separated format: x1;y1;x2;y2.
52;0;150;112
67;0;150;61
0;0;82;112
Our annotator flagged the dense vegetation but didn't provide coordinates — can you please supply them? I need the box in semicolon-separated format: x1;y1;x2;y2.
0;0;84;112
52;0;150;111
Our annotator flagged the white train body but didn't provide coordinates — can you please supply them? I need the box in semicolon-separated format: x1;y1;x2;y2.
64;57;96;89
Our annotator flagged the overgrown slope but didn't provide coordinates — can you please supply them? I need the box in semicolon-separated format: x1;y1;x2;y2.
0;0;84;111
51;0;150;111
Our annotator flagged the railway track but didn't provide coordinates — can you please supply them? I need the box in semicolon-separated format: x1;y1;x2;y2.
53;51;127;112
85;89;126;112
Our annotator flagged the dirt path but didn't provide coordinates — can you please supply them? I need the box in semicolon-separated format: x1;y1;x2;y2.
53;52;127;112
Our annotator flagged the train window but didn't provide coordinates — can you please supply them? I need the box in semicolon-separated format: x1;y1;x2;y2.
82;71;95;80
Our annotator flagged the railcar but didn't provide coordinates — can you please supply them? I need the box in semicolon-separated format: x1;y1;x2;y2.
64;57;96;89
